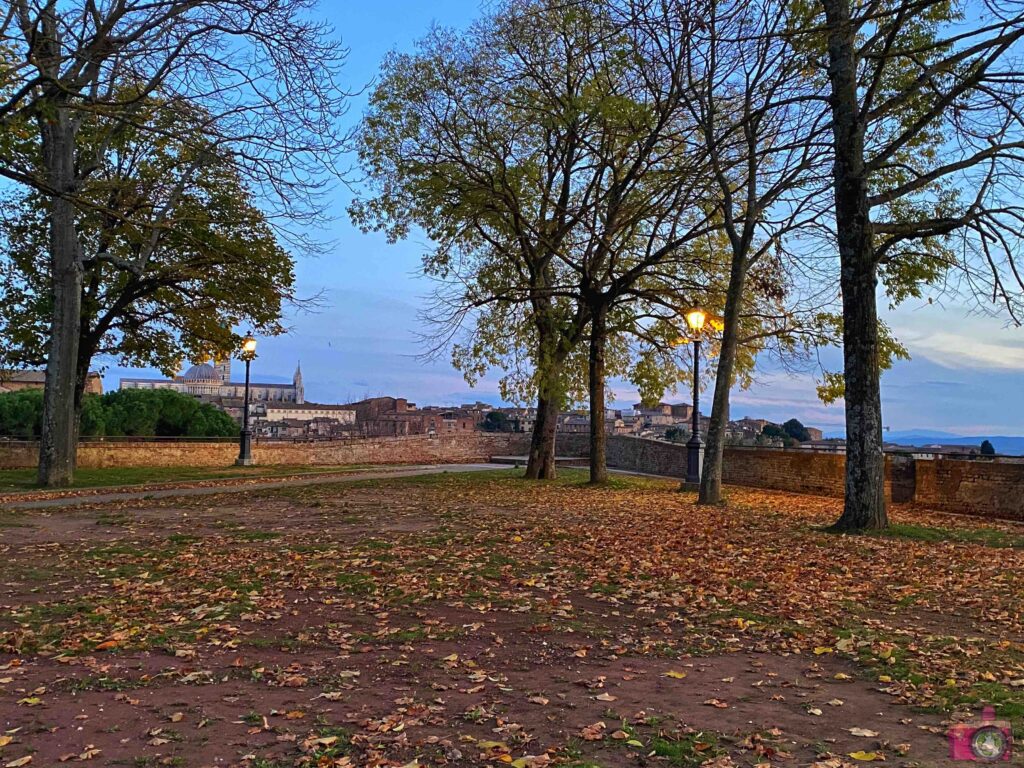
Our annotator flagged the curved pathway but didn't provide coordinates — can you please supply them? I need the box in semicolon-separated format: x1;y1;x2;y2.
0;463;513;511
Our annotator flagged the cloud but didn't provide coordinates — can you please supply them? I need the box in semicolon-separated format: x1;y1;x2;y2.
908;331;1024;371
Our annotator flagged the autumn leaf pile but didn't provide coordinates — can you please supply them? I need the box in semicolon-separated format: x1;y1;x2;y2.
0;470;1022;767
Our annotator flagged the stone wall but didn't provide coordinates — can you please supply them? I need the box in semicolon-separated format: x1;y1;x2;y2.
545;436;1018;518
913;458;1024;520
0;433;534;470
3;432;1022;521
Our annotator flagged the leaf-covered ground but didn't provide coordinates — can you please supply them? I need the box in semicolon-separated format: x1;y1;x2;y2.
0;464;378;497
1;469;1022;768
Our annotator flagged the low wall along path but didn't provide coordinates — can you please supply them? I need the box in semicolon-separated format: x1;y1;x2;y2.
1;432;1021;520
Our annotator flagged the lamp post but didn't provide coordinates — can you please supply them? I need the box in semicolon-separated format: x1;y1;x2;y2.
682;309;706;491
236;333;257;466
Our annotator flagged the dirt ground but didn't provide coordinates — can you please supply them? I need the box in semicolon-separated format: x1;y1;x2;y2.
1;469;1022;768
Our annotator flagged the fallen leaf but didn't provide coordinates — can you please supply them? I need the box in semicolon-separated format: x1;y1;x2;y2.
663;670;687;679
848;728;879;737
848;751;883;761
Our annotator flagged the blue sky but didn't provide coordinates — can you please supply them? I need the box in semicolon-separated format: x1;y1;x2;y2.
100;1;1024;437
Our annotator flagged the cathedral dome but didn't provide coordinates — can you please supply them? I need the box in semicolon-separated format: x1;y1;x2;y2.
183;363;218;381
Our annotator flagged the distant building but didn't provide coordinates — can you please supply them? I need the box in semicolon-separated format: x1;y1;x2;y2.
120;359;304;404
670;403;694;421
557;412;590;433
632;403;675;427
257;402;355;424
1;370;103;395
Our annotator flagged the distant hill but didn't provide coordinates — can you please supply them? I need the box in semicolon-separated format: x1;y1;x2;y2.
889;434;1024;456
822;430;1024;456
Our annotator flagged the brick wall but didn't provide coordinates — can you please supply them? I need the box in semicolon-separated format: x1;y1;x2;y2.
4;432;1023;521
913;458;1024;520
0;433;534;470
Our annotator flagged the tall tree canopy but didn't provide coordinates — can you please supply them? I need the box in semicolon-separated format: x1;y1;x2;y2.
0;0;347;486
354;0;737;482
0;98;295;405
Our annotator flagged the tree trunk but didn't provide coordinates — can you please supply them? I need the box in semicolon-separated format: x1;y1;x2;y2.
525;391;559;480
699;260;747;505
823;0;887;530
37;107;83;488
588;306;608;484
525;293;566;480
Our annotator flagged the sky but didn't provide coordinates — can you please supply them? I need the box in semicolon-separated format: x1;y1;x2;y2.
99;0;1024;438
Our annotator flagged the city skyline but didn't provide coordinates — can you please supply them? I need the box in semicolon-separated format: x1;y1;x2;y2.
98;0;1024;438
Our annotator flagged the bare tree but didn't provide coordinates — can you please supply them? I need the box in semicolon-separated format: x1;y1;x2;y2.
0;0;347;485
649;0;837;504
815;0;1024;529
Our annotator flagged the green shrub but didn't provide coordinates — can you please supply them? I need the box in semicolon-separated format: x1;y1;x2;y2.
0;386;237;438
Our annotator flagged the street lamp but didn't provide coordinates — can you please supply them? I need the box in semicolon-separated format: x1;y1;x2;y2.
236;333;258;466
682;309;706;490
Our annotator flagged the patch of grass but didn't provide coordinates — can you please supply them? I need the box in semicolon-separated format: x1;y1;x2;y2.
167;533;200;544
650;731;723;767
233;530;281;541
867;523;1024;548
57;675;140;693
0;464;375;493
304;726;352;761
335;572;375;594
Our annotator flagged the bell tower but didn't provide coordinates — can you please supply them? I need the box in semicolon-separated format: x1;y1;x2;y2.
293;362;304;404
213;356;232;383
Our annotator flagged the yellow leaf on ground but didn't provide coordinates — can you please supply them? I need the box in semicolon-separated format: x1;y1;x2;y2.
848;751;883;761
663;670;687;679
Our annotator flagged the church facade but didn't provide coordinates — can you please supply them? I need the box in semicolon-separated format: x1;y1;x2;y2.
119;358;305;404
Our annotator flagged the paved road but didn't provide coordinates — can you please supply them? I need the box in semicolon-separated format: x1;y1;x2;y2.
0;463;515;512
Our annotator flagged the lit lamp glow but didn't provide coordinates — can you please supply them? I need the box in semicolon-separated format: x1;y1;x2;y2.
236;333;258;466
685;309;707;333
682;308;706;491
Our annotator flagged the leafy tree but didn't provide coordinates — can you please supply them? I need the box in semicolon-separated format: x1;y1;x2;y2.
981;439;996;456
0;390;43;438
101;390;236;438
665;426;687;443
0;97;295;454
760;423;796;446
783;418;811;443
354;0;724;483
482;411;510;433
0;0;346;486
